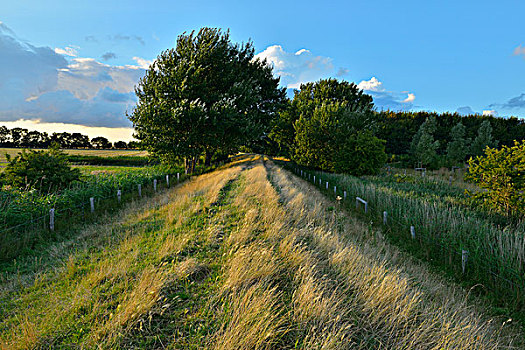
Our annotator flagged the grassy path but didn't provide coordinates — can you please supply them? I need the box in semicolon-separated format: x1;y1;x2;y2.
0;155;521;349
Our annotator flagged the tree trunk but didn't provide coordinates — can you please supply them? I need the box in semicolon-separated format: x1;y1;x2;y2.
204;149;214;167
191;156;197;174
185;158;191;174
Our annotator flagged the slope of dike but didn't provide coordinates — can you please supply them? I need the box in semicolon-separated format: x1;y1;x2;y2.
0;155;521;349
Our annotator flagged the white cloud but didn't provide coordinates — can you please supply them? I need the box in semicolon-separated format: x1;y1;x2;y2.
54;46;78;57
403;93;416;103
482;109;498;116
357;77;415;111
513;45;525;58
0;22;146;128
132;56;153;69
357;77;385;92
255;45;334;89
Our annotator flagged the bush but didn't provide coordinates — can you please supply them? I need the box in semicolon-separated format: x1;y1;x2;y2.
2;146;81;192
466;140;525;216
333;131;387;176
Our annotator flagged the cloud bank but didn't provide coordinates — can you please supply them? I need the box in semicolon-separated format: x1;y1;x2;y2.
0;23;148;128
255;45;334;89
357;77;415;111
256;45;415;111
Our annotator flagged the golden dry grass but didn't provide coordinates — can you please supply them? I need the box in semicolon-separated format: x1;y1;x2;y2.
1;155;520;349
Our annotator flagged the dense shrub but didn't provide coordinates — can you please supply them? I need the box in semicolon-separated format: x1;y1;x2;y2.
466;140;525;216
2;146;81;192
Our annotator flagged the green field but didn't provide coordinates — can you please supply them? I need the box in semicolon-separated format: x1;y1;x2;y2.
0;156;521;349
0;148;148;168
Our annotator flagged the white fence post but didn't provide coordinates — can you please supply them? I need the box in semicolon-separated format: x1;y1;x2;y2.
383;211;387;225
313;175;316;183
166;174;170;187
356;197;368;213
319;178;322;186
334;186;337;195
90;197;95;213
344;191;347;200
326;181;328;190
462;250;469;274
138;184;142;197
154;179;157;192
177;173;180;183
49;208;55;231
117;190;122;202
410;226;415;240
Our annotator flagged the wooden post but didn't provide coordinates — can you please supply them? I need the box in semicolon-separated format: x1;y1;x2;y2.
117;190;122;202
90;197;95;213
344;191;347;200
49;208;55;231
383;211;387;225
462;250;469;274
410;226;415;240
138;184;142;197
154;179;157;192
166;174;170;187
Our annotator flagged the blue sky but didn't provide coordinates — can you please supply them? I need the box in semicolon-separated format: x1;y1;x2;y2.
1;0;524;141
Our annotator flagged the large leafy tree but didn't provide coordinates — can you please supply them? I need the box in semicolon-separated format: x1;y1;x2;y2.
129;28;285;172
270;79;374;157
292;79;385;175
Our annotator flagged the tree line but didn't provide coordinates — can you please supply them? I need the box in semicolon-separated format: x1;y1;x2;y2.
0;126;138;149
128;27;525;175
263;79;525;172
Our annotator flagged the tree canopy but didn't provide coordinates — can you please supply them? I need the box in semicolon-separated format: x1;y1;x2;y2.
129;27;286;172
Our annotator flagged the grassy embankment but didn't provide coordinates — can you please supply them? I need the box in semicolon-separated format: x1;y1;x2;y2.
0;156;520;349
282;161;525;323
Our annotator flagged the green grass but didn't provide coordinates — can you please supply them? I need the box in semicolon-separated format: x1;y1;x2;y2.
0;148;149;169
0;165;186;262
0;156;520;349
282;160;525;321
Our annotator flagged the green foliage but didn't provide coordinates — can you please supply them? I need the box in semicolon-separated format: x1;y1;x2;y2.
470;120;498;157
466;140;525;216
446;122;469;165
333;130;387;176
2;146;81;192
66;154;157;166
129;27;285;172
410;116;439;167
291;81;386;176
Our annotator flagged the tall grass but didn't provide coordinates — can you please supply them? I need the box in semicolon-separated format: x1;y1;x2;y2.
0;165;184;261
281;161;525;312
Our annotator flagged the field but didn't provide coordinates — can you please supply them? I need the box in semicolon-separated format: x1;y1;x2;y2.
0;155;521;349
0;148;148;169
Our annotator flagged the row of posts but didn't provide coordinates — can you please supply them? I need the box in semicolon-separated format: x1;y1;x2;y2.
49;172;181;232
296;167;469;274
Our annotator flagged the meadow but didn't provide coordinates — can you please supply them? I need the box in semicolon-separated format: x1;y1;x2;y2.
0;155;520;349
281;160;525;324
0;148;149;169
